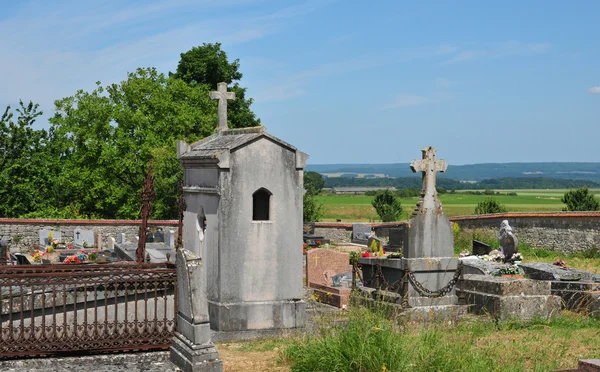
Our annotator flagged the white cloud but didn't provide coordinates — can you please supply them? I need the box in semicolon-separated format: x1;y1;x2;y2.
588;86;600;94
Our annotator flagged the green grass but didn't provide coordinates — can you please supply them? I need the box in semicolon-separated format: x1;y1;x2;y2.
315;189;600;222
282;303;600;372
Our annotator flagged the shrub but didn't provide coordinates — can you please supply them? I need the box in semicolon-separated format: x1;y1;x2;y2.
474;198;507;215
303;194;323;222
561;187;600;211
372;190;403;222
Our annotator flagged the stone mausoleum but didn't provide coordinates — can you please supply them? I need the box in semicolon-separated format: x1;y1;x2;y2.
177;83;307;332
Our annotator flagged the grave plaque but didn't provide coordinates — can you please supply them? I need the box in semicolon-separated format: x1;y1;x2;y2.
74;229;95;249
352;224;372;244
388;227;405;252
305;248;353;308
39;230;62;246
472;240;491;256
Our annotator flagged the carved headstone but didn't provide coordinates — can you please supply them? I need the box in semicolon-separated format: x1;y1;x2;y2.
170;247;222;371
498;220;518;262
401;146;462;309
306;248;352;287
74;229;95;249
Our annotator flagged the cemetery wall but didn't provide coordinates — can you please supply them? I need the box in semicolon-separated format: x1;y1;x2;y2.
314;222;405;243
0;218;178;252
451;212;600;254
315;212;600;254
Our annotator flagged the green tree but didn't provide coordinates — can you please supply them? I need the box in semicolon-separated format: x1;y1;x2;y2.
305;171;325;196
474;198;507;215
0;101;57;217
371;190;403;222
171;43;260;128
49;68;217;219
561;187;600;211
303;171;324;222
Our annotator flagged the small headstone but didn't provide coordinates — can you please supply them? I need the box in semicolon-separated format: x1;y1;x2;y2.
388;227;405;251
116;233;126;244
352;224;372;244
472;240;491;256
306;248;352;287
73;229;95;249
39;230;62;246
107;237;115;250
165;230;175;249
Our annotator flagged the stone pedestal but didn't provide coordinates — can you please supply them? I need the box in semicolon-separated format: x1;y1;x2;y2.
456;274;562;320
170;249;222;372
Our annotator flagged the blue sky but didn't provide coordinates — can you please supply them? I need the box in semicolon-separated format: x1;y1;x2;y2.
1;1;599;165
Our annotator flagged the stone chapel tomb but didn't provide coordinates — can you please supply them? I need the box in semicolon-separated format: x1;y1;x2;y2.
177;82;307;332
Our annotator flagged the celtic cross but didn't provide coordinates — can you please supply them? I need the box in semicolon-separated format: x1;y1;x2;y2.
410;146;447;202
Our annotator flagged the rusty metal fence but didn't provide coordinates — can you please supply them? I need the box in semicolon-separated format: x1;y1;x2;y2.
0;263;177;358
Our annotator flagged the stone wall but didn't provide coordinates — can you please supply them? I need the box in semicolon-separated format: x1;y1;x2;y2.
0;219;178;252
314;222;405;243
450;212;600;254
315;212;600;254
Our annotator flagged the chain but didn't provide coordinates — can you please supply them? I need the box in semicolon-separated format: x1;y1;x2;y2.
354;261;463;299
407;262;463;298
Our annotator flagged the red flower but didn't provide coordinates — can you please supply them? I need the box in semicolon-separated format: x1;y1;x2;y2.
361;252;371;258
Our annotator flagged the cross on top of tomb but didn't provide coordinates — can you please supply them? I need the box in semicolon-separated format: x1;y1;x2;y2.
209;82;235;132
410;146;447;204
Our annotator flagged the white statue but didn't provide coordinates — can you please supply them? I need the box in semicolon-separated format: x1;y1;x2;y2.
498;220;518;262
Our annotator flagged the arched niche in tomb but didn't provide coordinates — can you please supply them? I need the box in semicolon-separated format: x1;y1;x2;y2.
252;188;272;221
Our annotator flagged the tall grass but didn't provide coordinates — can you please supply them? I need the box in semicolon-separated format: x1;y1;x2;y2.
282;302;600;372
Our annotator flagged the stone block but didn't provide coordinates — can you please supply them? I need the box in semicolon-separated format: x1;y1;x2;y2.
170;334;222;372
457;275;562;320
459;274;552;296
308;283;352;308
208;300;305;332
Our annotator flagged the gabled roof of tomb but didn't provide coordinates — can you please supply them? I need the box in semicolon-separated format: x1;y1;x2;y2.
182;126;298;159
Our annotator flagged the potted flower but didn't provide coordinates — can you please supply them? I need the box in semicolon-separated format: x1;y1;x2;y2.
31;249;43;264
493;265;524;278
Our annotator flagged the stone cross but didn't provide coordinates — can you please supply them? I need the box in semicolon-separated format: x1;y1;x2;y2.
209;82;235;132
410;146;447;206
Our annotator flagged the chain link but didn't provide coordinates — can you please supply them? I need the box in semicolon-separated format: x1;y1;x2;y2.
407;262;463;298
353;260;463;299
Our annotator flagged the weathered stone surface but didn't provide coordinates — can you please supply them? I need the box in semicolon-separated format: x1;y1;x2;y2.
461;258;507;275
498;220;518;261
179;123;307;332
171;248;222;372
520;262;596;281
459;274;551;296
457;274;562;320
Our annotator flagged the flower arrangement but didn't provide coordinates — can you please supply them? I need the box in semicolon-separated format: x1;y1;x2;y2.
387;252;402;259
46;246;55;254
31;249;43;263
459;250;471;258
493;264;523;276
511;253;523;262
88;251;98;261
64;255;82;264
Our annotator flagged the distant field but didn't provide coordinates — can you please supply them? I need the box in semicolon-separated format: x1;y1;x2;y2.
315;189;600;222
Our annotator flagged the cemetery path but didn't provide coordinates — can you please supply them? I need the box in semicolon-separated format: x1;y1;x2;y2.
219;344;290;372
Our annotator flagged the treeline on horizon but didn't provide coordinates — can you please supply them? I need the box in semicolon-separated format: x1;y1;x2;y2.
323;176;600;190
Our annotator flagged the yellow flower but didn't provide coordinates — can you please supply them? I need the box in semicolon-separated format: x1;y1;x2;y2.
381;363;387;371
